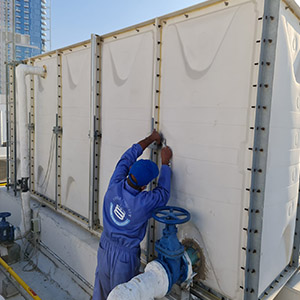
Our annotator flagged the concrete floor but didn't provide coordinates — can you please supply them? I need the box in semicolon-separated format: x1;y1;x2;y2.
0;187;92;300
1;260;74;300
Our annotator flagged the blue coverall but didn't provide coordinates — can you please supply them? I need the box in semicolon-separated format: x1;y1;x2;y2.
92;144;171;300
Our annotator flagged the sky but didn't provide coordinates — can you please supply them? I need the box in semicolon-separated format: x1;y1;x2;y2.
51;0;204;50
51;0;300;51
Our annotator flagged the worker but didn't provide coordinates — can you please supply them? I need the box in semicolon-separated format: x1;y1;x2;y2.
92;130;172;300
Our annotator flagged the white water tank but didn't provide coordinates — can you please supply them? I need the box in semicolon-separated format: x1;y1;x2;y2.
12;0;300;299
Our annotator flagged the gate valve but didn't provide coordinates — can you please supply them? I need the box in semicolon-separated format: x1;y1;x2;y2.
0;212;15;243
152;206;191;292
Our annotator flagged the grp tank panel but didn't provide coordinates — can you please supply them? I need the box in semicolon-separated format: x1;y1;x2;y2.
99;26;156;225
61;46;91;218
158;0;263;298
258;3;300;295
34;56;58;201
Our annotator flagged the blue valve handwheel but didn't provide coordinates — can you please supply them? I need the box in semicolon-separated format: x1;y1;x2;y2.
152;206;190;225
0;212;11;219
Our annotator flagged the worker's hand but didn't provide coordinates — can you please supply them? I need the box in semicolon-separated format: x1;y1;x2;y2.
161;146;172;165
138;130;162;150
150;129;161;145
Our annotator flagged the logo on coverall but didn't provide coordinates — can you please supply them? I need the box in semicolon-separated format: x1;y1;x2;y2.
110;196;132;226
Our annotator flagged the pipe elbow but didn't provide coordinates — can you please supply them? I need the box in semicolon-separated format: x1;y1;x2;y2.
107;260;169;300
16;64;47;78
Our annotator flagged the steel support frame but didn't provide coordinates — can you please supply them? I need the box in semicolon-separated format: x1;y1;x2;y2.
5;0;16;192
55;51;63;210
88;34;101;230
29;60;35;192
244;1;298;299
12;63;17;194
6;63;17;193
5;63;10;189
147;18;163;262
4;0;9;190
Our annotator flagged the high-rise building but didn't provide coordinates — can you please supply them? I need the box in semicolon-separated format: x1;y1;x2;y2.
0;0;51;94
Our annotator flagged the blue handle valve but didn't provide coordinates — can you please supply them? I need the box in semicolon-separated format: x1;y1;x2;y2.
0;212;15;243
0;212;12;219
153;206;190;225
152;206;191;292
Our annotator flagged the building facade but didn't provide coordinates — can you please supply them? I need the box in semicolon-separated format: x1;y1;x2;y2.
0;0;50;94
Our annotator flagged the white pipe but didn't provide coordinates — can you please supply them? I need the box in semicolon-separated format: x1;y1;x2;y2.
107;260;169;300
15;64;46;237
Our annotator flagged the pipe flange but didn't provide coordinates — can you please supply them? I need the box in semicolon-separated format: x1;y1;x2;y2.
182;238;207;282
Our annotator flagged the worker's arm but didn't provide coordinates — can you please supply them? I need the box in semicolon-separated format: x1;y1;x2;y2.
109;130;161;184
142;147;173;216
138;129;161;150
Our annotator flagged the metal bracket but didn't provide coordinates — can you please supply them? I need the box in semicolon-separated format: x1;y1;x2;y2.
52;125;63;135
18;177;29;193
94;130;102;139
28;123;34;131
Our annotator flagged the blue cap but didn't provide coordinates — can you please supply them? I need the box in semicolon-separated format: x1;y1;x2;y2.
129;160;159;187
